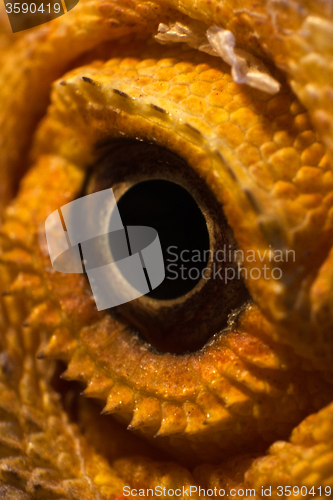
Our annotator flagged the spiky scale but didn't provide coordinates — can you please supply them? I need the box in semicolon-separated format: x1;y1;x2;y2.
128;397;162;431
37;328;77;361
155;403;187;437
61;349;95;383
82;371;114;399
210;345;277;395
196;391;232;428
183;402;207;434
101;384;134;415
209;379;252;417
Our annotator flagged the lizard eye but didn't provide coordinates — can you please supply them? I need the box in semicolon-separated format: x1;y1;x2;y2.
2;18;333;474
85;139;249;353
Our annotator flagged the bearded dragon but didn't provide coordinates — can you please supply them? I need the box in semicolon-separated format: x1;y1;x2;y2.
1;0;333;498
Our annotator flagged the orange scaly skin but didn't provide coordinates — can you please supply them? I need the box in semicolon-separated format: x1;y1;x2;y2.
1;0;333;498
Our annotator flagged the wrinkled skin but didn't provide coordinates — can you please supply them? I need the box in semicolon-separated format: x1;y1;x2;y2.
1;0;333;499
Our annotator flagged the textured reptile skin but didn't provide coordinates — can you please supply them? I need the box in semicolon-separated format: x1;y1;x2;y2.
1;0;333;498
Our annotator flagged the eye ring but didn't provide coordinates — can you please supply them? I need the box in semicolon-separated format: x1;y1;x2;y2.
86;139;250;353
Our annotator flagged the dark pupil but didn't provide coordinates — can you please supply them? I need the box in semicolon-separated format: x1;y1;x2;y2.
109;180;210;300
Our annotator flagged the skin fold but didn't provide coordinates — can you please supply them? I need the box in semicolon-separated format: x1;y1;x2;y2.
1;0;333;498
